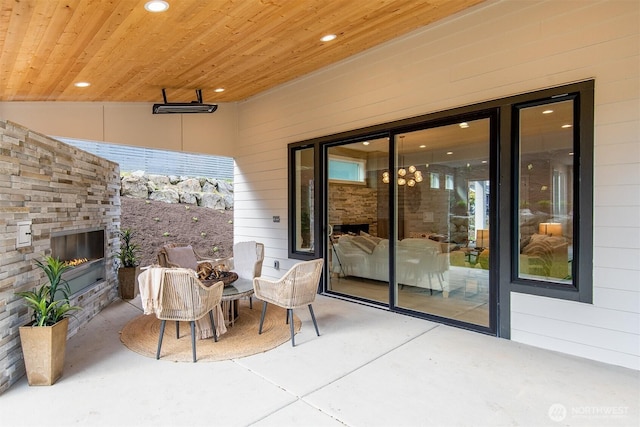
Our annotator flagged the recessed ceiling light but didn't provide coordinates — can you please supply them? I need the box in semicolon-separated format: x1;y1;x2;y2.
145;1;169;13
419;144;426;148
446;151;453;155
74;82;90;88
459;122;469;128
362;141;370;146
542;109;554;114
214;88;225;93
569;152;574;156
482;160;488;164
562;124;572;128
320;34;337;42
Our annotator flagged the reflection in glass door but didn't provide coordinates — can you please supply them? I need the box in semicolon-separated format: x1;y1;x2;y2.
326;137;389;304
394;119;491;327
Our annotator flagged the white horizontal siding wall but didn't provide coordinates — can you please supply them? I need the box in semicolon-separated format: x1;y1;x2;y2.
235;0;639;369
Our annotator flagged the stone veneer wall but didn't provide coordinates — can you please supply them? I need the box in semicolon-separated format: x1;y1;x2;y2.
399;164;453;240
328;182;378;236
0;120;121;395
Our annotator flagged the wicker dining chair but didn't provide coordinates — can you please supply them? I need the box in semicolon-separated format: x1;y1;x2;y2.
216;241;264;308
157;243;214;270
252;258;324;346
155;269;224;362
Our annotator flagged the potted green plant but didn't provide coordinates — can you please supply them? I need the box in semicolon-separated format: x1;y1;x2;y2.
16;256;81;386
116;228;140;299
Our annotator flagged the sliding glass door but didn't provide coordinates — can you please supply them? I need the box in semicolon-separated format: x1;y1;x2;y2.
323;120;493;328
394;119;492;327
326;137;389;304
324;119;493;327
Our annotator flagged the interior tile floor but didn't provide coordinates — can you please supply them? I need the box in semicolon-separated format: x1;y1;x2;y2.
2;295;638;427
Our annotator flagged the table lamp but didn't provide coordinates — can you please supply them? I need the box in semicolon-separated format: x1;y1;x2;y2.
539;222;562;236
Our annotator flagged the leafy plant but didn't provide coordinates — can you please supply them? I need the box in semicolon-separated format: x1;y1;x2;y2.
16;256;81;326
116;229;139;268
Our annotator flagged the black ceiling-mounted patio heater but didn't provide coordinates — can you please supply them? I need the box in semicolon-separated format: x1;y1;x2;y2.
152;88;218;114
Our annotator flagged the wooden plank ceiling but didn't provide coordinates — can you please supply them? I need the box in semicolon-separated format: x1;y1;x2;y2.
0;0;484;103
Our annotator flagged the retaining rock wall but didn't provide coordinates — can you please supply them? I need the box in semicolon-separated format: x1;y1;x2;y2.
121;170;234;210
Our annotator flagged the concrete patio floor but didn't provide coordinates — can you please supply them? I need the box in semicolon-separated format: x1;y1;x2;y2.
2;294;638;427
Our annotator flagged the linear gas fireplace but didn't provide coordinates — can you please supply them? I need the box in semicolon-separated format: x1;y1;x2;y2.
51;228;106;296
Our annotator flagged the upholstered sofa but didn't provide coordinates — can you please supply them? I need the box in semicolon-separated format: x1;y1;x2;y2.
331;235;461;297
519;233;570;279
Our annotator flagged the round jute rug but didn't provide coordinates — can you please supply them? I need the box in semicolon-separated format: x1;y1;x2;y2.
120;302;300;362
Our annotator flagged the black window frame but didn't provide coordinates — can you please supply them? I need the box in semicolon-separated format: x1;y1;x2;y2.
288;142;321;260
509;82;594;303
287;80;594;334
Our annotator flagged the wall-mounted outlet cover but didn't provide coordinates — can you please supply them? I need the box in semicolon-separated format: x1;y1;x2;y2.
16;220;32;248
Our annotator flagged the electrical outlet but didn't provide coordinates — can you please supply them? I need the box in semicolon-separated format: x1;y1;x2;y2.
274;260;280;270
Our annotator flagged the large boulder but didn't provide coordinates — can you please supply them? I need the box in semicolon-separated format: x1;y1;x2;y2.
146;174;171;191
149;188;180;204
121;175;148;198
202;180;218;193
177;178;202;193
217;180;233;194
215;180;234;210
180;191;199;205
176;178;202;205
223;193;234;210
200;192;226;210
